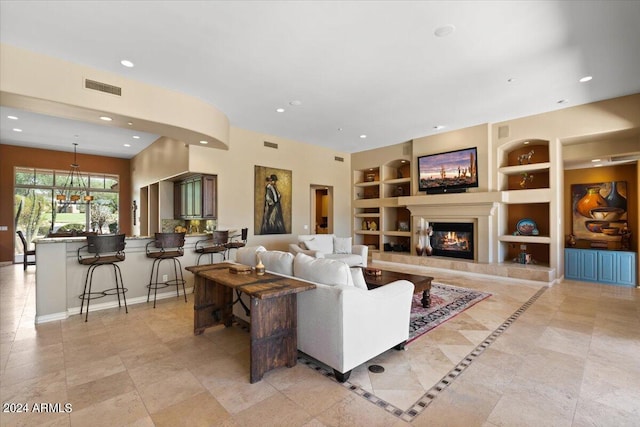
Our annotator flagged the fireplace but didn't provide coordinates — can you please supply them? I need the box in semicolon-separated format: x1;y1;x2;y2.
431;222;474;260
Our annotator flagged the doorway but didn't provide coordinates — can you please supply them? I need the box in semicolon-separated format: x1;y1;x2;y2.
311;185;333;234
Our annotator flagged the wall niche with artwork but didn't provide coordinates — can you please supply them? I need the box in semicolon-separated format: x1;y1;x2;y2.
564;163;637;252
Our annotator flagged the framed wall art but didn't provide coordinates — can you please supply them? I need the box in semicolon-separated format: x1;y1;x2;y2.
254;166;292;235
571;181;627;241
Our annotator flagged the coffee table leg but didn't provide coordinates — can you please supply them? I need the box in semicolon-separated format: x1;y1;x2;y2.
421;289;431;308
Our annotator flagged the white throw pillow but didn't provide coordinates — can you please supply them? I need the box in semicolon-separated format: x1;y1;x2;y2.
350;267;369;290
293;253;353;287
235;246;266;267
303;238;323;252
260;251;294;276
333;236;352;254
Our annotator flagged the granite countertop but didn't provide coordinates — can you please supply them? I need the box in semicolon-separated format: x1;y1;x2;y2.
36;233;213;244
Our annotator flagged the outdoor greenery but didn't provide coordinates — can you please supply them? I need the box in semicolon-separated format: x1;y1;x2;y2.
13;168;120;255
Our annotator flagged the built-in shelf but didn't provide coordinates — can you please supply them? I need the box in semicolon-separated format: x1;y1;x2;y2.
498;162;551;175
499;235;552;244
384;231;412;237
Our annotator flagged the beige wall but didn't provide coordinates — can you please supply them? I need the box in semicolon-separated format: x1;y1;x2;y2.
413;124;490;192
132;127;351;252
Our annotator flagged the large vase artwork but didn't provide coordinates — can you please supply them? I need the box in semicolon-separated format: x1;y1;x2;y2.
572;181;628;242
576;186;607;217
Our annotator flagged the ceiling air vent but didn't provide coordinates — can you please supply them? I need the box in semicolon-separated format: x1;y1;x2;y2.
264;141;278;149
334;156;344;162
85;79;122;96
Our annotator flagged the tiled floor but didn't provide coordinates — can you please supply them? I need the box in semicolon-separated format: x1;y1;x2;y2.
1;262;639;426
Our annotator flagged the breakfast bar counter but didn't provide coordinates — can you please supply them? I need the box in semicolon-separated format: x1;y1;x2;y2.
34;234;207;323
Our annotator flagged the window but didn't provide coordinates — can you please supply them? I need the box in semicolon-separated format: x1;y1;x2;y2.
14;167;119;259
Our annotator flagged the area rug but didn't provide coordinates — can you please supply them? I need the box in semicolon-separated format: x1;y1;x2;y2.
408;283;491;344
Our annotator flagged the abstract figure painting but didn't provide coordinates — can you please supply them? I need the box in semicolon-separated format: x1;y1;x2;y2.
254;166;292;235
571;181;627;241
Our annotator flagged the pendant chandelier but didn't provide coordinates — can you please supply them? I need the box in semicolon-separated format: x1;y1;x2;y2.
56;143;93;203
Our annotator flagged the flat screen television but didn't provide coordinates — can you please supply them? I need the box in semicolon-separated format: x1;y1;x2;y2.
417;147;478;194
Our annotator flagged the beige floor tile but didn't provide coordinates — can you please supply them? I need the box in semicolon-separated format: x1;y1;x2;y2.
280;372;353;416
66;370;136;411
233;393;312;427
151;391;231;427
69;390;149;427
137;368;206;414
316;394;400;427
2;263;639;426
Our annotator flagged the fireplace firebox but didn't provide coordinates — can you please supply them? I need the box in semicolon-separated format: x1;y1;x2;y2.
431;222;474;260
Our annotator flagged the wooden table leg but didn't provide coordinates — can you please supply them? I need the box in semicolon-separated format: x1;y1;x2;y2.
193;277;233;335
249;294;297;383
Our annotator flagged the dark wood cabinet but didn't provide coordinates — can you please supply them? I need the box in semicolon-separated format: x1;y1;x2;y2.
174;174;217;219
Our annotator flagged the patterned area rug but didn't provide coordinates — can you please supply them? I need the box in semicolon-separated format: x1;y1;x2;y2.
408;283;491;344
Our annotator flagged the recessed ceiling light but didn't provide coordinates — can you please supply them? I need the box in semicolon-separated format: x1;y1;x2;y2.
591;158;601;162
289;100;302;106
276;108;285;113
127;122;133;126
433;125;445;130
594;164;603;167
507;78;516;83
579;76;593;83
12;128;22;132
199;140;208;144
337;128;343;131
99;116;112;121
7;115;18;120
557;99;569;105
120;60;134;68
360;134;367;139
524;141;530;145
434;24;456;37
123;143;131;147
132;135;140;139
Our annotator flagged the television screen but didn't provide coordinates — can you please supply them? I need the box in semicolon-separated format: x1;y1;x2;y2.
417;147;478;193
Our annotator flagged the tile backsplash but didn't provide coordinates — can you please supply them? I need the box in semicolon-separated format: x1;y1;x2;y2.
161;219;216;234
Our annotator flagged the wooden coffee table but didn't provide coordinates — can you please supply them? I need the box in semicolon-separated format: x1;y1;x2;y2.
362;269;433;308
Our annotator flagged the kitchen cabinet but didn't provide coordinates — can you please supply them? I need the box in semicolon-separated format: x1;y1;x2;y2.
565;248;636;286
174;174;217;219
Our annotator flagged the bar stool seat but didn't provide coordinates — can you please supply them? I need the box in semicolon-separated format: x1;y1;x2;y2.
77;234;128;322
225;227;248;261
194;230;228;265
146;232;187;308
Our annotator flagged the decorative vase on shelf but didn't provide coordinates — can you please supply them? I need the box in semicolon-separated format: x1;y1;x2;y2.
605;181;627;210
576;186;607;218
424;236;433;256
415;237;424;256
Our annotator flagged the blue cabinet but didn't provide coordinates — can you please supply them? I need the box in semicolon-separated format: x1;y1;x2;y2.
565;248;637;286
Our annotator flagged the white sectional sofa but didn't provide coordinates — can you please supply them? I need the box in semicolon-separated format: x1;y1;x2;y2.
235;246;414;382
288;234;368;267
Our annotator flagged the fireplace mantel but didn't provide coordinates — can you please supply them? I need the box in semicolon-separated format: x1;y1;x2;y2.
402;191;501;263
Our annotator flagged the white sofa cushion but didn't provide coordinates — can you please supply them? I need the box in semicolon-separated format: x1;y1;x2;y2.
260;250;294;276
333;236;352;254
294;253;353;287
299;234;334;254
235;245;266;267
350;267;368;290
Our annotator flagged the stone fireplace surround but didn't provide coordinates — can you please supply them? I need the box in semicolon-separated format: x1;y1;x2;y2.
371;192;556;283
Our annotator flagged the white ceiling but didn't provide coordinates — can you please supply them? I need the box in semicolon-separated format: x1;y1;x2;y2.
1;1;639;159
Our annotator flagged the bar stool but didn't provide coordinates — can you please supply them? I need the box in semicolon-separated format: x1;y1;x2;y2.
225;227;248;261
77;234;128;322
194;230;229;265
146;232;187;308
